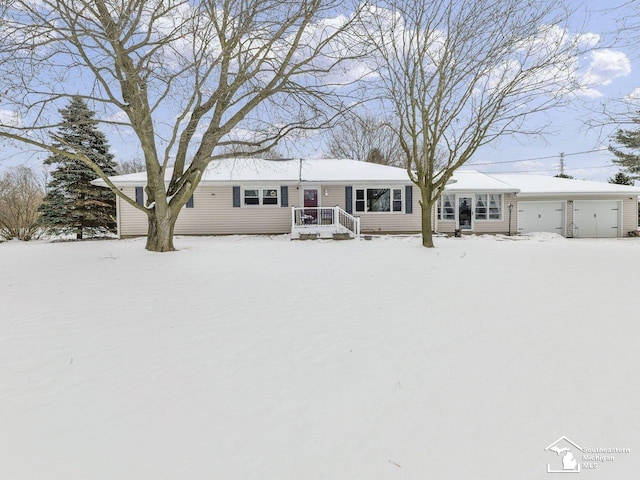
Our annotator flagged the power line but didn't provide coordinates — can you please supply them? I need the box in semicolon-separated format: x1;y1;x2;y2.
467;147;609;166
484;163;616;174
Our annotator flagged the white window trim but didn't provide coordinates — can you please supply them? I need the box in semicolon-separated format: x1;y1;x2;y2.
242;186;280;207
354;186;404;214
437;193;456;221
438;193;504;221
474;193;503;221
457;194;474;231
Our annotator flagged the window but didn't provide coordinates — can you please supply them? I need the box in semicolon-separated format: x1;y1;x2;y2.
262;188;278;205
474;193;502;220
355;189;365;212
488;194;501;219
354;188;402;212
475;194;487;220
438;194;455;220
393;189;402;212
244;189;259;205
243;187;279;206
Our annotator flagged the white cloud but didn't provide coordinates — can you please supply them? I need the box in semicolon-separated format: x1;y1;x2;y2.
625;87;640;101
107;110;130;124
518;160;546;172
573;32;600;49
581;49;631;87
574;86;603;99
0;109;23;127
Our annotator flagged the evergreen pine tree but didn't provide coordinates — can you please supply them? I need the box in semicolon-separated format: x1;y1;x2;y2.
608;171;634;185
554;173;574;179
39;97;118;239
609;118;640;179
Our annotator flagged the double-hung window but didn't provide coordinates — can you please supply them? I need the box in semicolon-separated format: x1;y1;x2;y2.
474;194;502;220
437;194;455;220
354;188;402;213
243;187;279;206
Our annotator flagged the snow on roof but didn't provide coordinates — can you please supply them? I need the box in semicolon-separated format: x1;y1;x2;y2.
444;170;516;192
96;159;640;196
489;173;640;195
99;158;413;185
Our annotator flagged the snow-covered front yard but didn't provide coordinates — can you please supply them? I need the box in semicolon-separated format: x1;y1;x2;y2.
1;234;638;479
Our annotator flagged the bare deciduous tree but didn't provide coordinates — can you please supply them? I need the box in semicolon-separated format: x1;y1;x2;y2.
585;2;639;131
0;166;45;241
358;0;590;247
117;158;146;175
0;0;366;251
325;114;403;166
215;144;284;159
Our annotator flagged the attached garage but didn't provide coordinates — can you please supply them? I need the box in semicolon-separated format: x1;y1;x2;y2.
517;201;565;235
572;200;621;238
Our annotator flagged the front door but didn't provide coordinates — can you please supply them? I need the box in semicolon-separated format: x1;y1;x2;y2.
458;195;473;231
303;188;319;224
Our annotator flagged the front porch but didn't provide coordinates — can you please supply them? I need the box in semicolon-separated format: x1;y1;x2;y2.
291;206;361;240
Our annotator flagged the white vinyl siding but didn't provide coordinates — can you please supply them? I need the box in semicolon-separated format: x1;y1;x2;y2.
118;183;423;237
325;185;421;233
119;185;290;236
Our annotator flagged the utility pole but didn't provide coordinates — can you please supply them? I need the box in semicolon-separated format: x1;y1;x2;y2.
559;152;565;176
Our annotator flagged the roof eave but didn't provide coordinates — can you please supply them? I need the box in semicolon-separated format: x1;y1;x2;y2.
516;191;640;197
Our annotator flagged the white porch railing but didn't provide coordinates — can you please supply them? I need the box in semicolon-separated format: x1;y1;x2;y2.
291;206;360;239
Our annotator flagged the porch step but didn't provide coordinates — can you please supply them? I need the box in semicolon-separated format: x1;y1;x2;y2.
291;206;360;240
298;233;320;240
332;232;354;240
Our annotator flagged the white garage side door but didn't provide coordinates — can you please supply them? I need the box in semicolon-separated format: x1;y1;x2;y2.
517;201;565;235
573;201;620;238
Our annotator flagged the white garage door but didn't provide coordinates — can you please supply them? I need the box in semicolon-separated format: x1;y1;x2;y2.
573;201;620;238
518;201;565;235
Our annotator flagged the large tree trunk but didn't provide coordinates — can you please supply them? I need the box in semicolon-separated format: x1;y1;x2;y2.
145;209;176;252
419;189;434;248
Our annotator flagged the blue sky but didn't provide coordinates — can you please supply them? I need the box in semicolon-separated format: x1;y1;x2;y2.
282;0;640;181
467;0;639;181
1;0;638;182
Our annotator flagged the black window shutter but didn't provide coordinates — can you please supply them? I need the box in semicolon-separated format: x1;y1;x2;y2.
281;186;288;207
405;185;413;214
345;186;353;214
135;186;144;206
232;186;241;207
186;195;194;208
